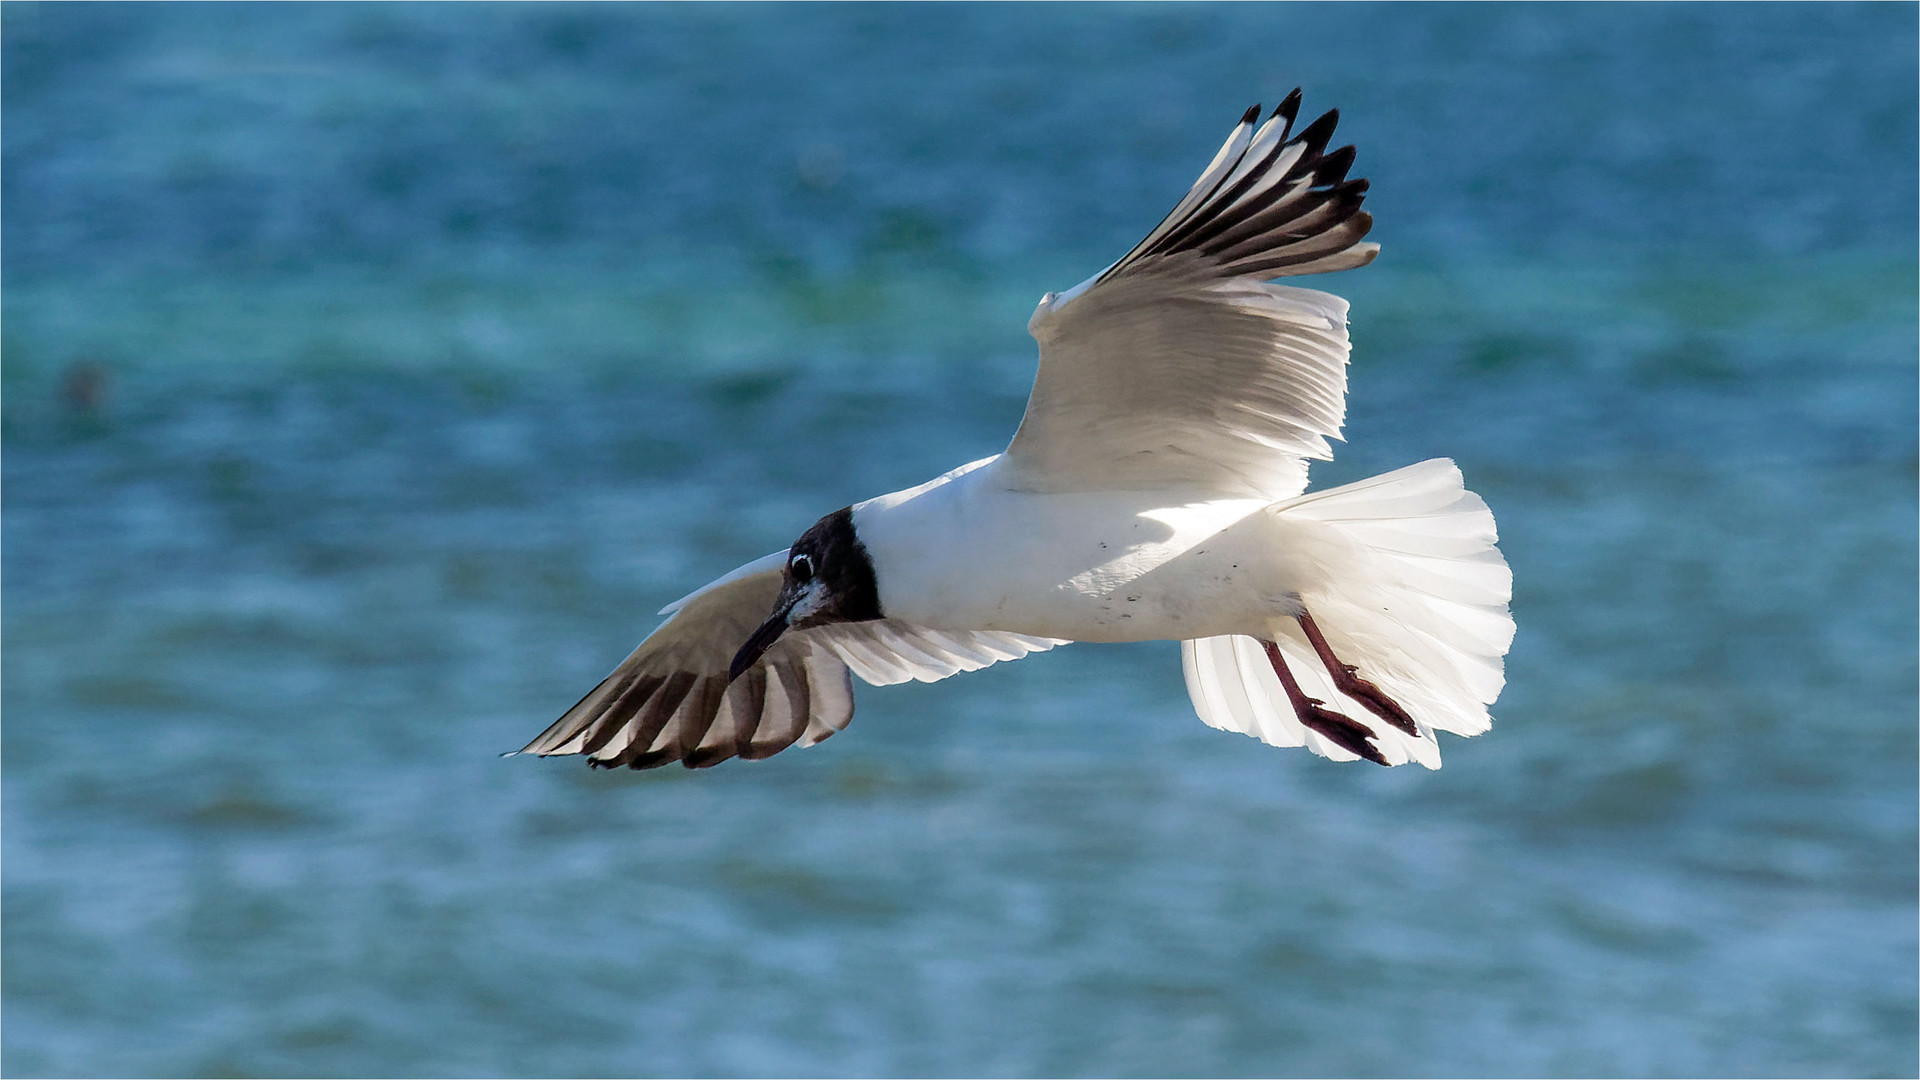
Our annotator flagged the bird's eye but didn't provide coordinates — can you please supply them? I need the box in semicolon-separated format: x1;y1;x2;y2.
790;554;814;582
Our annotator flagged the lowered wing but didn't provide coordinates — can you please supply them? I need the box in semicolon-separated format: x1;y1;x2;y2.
518;554;1062;770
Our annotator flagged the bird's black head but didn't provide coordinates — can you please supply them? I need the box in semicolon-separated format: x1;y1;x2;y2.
729;507;883;681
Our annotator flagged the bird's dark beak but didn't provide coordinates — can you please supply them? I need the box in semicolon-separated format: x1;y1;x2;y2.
729;604;793;683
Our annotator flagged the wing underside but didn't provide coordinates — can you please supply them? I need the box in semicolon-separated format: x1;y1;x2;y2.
518;555;1063;770
1005;91;1377;499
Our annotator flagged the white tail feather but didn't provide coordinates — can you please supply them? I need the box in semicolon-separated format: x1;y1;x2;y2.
1182;458;1513;769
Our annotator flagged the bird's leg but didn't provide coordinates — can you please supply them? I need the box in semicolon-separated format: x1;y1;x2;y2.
1260;639;1388;766
1294;610;1420;737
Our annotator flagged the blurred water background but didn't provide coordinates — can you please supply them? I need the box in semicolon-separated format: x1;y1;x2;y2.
5;4;1916;1077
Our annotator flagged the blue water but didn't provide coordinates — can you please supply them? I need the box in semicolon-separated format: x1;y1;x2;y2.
5;4;1915;1076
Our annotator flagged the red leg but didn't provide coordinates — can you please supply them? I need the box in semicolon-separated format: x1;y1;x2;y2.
1260;640;1388;766
1295;611;1420;737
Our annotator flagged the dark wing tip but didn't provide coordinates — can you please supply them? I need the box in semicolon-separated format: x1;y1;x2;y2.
1318;144;1358;186
1088;89;1378;286
681;734;743;768
1294;109;1341;158
1352;209;1376;238
1275;88;1302;127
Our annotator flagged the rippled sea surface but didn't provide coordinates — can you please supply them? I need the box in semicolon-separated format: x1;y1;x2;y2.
5;5;1915;1077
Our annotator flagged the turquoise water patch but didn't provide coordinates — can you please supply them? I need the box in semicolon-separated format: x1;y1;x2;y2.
5;5;1915;1077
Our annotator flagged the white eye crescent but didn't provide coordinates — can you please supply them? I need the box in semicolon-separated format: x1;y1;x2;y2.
790;554;814;582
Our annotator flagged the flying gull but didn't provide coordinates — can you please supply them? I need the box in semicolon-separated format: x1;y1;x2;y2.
517;91;1515;771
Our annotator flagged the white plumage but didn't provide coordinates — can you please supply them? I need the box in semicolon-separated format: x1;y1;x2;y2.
1183;459;1512;767
518;92;1513;772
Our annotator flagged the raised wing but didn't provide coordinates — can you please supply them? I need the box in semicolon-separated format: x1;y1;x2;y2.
517;554;1062;769
1002;92;1376;500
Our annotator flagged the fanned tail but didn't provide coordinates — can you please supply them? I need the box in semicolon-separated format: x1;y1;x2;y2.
1182;459;1513;768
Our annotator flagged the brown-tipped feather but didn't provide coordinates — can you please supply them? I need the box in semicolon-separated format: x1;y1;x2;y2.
743;665;810;759
598;671;696;768
623;747;678;770
578;674;664;757
672;676;728;764
521;669;626;755
726;668;770;759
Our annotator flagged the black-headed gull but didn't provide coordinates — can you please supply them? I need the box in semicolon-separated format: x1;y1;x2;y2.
519;92;1514;771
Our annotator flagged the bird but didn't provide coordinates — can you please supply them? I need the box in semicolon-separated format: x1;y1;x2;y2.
516;90;1514;772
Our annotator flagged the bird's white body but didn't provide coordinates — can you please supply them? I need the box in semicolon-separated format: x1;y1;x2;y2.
520;93;1515;772
857;456;1290;643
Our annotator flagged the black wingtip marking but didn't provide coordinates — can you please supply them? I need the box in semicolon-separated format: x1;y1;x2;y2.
1090;90;1376;285
1294;109;1340;158
682;722;740;768
1275;88;1302;127
1318;144;1357;186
